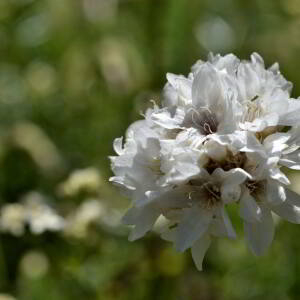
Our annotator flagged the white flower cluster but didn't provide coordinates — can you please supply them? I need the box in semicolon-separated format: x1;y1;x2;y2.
0;192;64;236
110;53;300;271
0;193;119;238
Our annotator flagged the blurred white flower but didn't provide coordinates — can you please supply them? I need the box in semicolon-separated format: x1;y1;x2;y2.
58;167;102;197
64;199;104;238
110;53;300;270
0;203;26;236
64;198;121;238
0;191;64;236
23;192;65;234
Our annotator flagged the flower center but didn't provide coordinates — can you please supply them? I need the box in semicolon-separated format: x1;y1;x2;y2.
188;181;221;209
188;107;219;135
245;179;265;200
243;96;263;123
205;151;247;174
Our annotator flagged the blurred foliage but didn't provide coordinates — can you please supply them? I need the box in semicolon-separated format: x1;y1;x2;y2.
0;0;300;299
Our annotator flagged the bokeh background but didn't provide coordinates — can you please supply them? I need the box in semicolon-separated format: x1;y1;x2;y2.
1;0;300;299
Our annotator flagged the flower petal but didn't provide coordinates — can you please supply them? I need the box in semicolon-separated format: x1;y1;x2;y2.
244;206;274;256
271;189;300;223
280;152;300;170
221;184;241;204
113;137;124;155
191;234;211;271
239;191;262;223
269;166;290;185
266;180;286;205
122;205;160;241
175;207;212;252
285;188;300;206
151;107;185;129
224;168;252;185
192;63;223;110
220;207;237;239
278;99;300;126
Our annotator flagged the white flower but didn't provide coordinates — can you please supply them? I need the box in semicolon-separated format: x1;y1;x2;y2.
64;199;108;238
237;134;300;255
24;192;65;234
0;192;64;236
236;53;300;133
0;203;26;236
110;52;300;271
58;167;102;197
123;167;249;269
239;177;300;256
110;119;171;206
152;61;241;139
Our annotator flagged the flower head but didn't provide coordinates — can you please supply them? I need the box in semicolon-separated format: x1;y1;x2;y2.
110;53;300;270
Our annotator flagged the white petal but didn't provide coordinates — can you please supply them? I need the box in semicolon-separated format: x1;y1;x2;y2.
109;176;136;191
220;207;236;239
177;162;200;177
239;192;262;222
263;133;290;155
286;126;300;146
271;202;300;224
234;131;265;154
271;189;300;223
263;113;280;128
127;120;158;146
209;133;232;145
251;52;265;67
220;168;250;204
208;53;240;75
221;184;241;204
279;99;300;126
151;107;185;129
175;207;212;252
143;137;161;158
113;137;124;155
244;207;274;256
237;62;260;101
192;63;223;110
163;73;188;107
280;152;300;170
205;140;227;162
155;187;190;210
241;113;279;133
165;73;192;106
191;234;211;271
224;168;252;185
285;188;300;206
122;205;160;241
240;118;268;132
266;180;286;205
163;83;178;107
269;166;290;185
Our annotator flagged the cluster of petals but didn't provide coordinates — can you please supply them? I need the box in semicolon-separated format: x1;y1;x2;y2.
110;53;300;271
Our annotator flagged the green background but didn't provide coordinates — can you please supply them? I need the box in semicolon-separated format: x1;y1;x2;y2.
0;0;300;299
